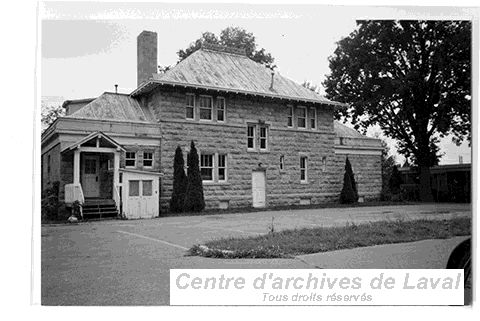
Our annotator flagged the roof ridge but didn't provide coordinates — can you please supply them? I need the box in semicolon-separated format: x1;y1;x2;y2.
201;43;247;56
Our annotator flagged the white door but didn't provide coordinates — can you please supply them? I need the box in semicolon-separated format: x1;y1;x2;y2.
82;155;100;198
252;171;266;208
125;176;159;218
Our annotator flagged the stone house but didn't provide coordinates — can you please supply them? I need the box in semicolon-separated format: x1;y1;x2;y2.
41;30;382;218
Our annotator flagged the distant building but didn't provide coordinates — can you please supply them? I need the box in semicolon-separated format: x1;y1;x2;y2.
399;163;471;202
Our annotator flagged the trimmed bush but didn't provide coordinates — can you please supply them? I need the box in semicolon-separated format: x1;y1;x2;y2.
170;146;188;213
41;181;60;221
184;141;205;212
340;168;356;204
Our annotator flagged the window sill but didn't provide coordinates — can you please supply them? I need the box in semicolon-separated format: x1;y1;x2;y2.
300;181;309;185
246;149;270;153
203;181;230;186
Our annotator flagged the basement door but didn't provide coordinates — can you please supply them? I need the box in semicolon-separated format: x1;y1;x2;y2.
82;155;100;198
122;171;160;219
252;170;266;208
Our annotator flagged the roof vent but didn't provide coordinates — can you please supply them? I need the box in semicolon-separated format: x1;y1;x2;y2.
201;43;246;56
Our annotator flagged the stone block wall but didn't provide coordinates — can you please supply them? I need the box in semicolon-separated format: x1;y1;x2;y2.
332;153;382;202
146;87;343;211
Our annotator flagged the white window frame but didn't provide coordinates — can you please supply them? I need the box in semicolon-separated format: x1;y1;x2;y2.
310;107;317;130
143;151;154;168
259;125;268;151
322;156;327;172
216;97;226;122
217;154;227;182
125;152;136;168
287;105;294;128
279;155;285;171
199;95;213;121
200;153;214;182
247;124;256;150
297;106;307;129
185;93;195;120
300;156;308;183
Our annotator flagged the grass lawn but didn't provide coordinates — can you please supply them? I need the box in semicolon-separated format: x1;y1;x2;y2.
189;217;471;259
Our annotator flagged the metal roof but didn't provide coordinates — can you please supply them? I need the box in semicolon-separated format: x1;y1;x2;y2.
131;48;345;107
67;92;155;123
334;121;366;138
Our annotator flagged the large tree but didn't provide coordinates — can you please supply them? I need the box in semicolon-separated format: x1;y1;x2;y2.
41;104;65;130
176;26;275;66
184;141;205;212
324;20;471;201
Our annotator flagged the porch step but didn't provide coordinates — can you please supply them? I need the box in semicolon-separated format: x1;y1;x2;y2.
82;199;118;219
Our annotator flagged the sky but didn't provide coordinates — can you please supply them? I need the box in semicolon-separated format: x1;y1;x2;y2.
40;2;473;165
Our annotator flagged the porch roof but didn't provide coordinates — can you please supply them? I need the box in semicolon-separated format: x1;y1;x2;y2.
62;131;126;153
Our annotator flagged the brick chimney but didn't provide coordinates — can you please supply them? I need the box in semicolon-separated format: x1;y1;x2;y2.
137;30;157;87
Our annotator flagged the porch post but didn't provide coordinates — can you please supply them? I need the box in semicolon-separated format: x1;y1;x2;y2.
114;151;120;185
73;149;81;185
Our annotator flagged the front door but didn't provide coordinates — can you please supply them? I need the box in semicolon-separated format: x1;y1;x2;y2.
252;170;266;208
82;155;100;198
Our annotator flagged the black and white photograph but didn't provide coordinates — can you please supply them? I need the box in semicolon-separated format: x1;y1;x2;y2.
3;0;477;315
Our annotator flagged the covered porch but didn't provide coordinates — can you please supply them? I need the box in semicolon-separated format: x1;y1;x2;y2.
62;131;125;217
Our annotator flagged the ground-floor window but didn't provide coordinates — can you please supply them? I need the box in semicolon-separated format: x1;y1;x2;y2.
218;154;227;181
143;152;153;168
200;154;214;181
129;180;139;196
126;152;136;168
142;180;153;196
300;156;308;183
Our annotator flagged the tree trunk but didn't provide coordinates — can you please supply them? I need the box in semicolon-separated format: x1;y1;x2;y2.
418;165;434;202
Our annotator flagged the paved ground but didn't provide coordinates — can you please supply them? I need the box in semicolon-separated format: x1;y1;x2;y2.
41;203;471;305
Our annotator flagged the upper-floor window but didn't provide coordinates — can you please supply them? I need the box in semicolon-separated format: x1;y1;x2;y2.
143;152;153;168
218;154;227;182
300;156;308;183
126;152;136;168
200;154;214;181
217;97;225;122
199;96;213;120
287;105;293;127
297;107;307;128
247;125;256;149
186;94;195;120
259;125;268;150
310;107;317;129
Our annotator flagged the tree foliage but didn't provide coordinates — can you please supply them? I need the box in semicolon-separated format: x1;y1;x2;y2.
324;20;471;201
389;165;403;195
340;157;358;204
41;104;65;130
177;26;275;66
184;141;205;212
170;146;188;213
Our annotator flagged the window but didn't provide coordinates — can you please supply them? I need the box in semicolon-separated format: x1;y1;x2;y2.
259;125;268;150
217;97;225;122
300;156;308;183
143;152;153;168
199;96;213;120
322;156;327;172
218;154;227;181
142;180;153;196
200;154;214;181
247;125;256;149
186;94;195;119
310;107;316;129
280;155;285;170
129;180;139;196
297;107;307;128
125;152;136;167
84;159;96;174
287;105;293;127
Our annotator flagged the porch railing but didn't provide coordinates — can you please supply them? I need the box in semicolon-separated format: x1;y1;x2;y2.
64;183;85;206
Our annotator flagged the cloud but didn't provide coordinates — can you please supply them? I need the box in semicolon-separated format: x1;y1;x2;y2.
42;20;127;58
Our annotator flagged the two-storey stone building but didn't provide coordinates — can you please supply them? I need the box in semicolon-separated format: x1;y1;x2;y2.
41;30;383;218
